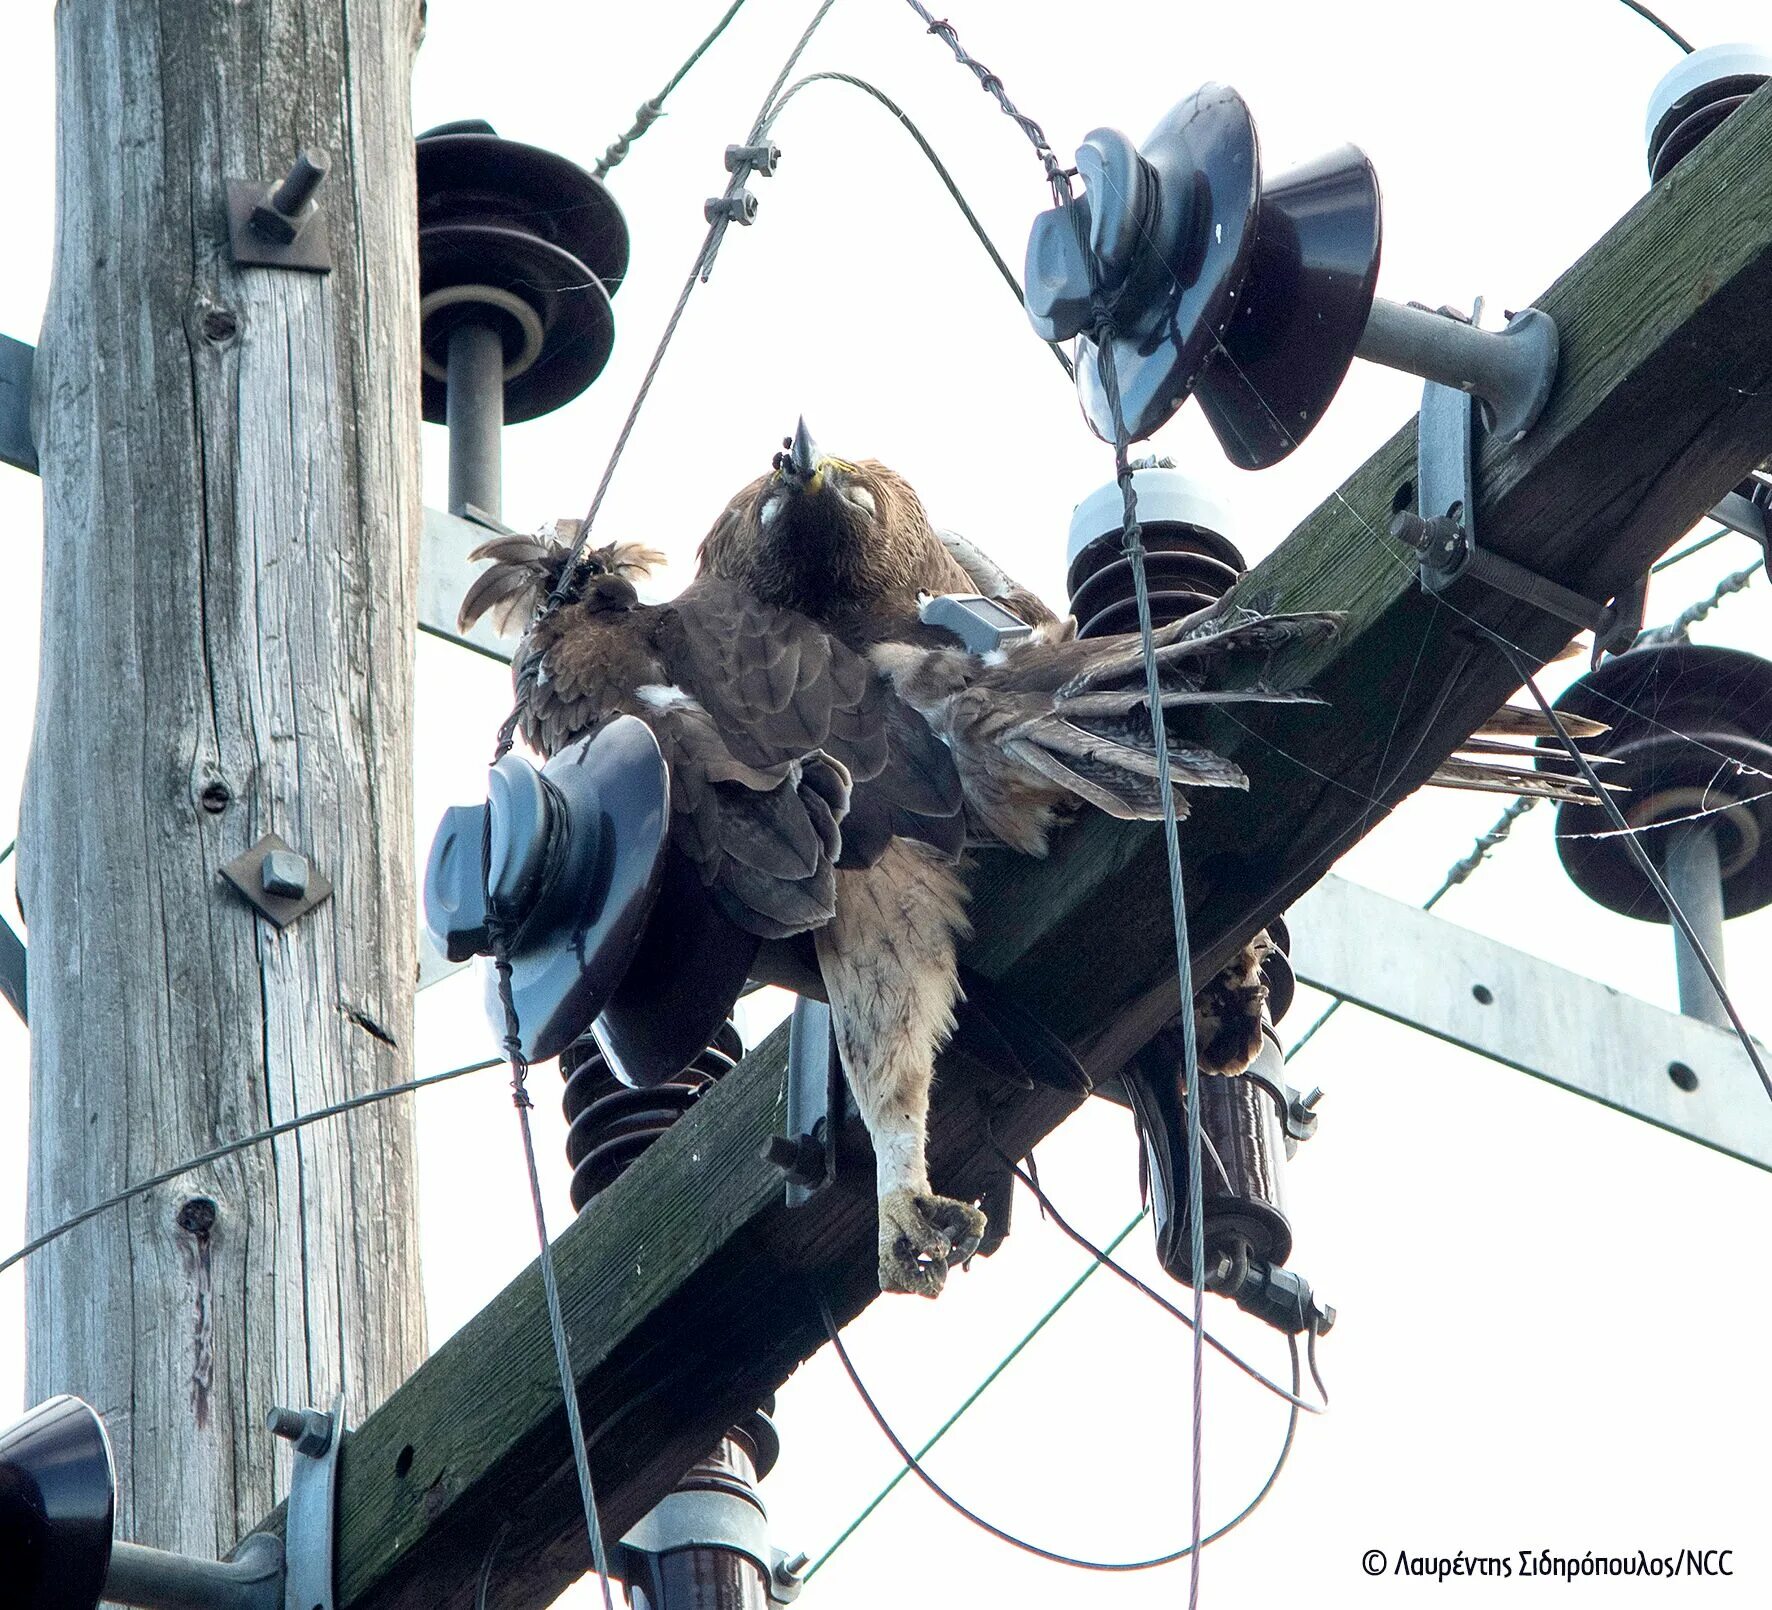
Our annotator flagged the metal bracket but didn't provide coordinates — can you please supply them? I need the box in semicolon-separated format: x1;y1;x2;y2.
220;834;333;928
270;1395;342;1610
763;996;843;1207
621;1489;804;1602
1710;473;1771;562
1398;369;1642;657
0;911;24;1025
0;333;36;474
227;150;333;273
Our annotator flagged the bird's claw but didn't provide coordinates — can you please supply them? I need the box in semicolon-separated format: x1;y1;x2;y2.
877;1188;987;1298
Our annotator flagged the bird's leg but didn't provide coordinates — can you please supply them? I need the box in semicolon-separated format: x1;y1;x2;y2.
815;841;984;1297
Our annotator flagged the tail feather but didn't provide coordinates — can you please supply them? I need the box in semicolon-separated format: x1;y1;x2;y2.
1427;758;1624;802
1058;610;1344;700
1477;704;1609;741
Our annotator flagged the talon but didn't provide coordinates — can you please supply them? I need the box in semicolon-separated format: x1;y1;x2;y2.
877;1187;989;1297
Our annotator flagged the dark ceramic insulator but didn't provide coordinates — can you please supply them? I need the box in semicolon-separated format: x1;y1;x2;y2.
421;716;672;1065
416;121;628;425
1544;642;1772;922
1028;83;1382;463
1645;45;1772;183
559;1015;782;1605
0;1395;116;1610
560;1019;744;1213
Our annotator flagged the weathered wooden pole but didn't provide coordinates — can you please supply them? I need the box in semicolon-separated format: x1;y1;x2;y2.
21;0;428;1567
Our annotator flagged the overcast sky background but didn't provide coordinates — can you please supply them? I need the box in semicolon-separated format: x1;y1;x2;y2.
5;1;1772;1604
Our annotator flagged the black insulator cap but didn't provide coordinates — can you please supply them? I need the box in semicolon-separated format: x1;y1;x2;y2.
1546;642;1772;921
1030;84;1381;463
416;122;629;424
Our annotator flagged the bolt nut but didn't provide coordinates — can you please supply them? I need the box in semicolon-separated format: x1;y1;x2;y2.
761;1132;827;1188
705;192;759;227
262;849;310;900
725;142;781;177
267;1404;334;1457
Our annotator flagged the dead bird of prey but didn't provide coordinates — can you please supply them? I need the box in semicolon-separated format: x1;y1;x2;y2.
460;525;1340;1297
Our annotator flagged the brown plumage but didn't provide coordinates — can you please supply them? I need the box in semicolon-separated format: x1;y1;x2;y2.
695;426;1617;1222
463;512;1341;1297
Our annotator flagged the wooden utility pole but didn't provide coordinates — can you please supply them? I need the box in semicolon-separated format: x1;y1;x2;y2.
22;0;428;1567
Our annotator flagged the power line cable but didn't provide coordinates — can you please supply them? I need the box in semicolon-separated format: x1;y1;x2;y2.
1637;558;1763;645
489;0;839;720
1652;525;1733;573
997;1151;1329;1415
1615;0;1695;53
481;14;846;1587
805;1208;1148;1580
1094;276;1213;1610
898;0;1071;203
758;70;1073;377
819;1297;1305;1573
0;1057;503;1279
593;0;752;178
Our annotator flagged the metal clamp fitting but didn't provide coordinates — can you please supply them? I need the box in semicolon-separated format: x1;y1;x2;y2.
269;1394;343;1610
705;193;759;226
725;143;781;177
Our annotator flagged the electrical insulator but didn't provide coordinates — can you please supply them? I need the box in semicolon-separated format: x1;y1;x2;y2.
416;120;629;519
1066;465;1328;1334
1645;42;1772;183
1544;642;1772;1028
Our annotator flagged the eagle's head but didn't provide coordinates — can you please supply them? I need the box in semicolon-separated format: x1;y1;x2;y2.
698;419;937;618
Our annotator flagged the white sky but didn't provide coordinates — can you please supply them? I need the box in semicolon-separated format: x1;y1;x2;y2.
5;1;1772;1605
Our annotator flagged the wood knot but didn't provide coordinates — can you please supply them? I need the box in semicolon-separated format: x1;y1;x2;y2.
200;307;240;344
176;1195;218;1237
199;781;232;814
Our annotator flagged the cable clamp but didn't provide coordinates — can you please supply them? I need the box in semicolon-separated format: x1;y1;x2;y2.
269;1395;343;1610
704;191;759;227
724;142;781;177
1397;362;1644;662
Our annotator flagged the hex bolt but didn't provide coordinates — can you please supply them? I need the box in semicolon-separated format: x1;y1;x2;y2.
270;149;329;217
267;1403;334;1457
262;849;310;900
250;148;329;244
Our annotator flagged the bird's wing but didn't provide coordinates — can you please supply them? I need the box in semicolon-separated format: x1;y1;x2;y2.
658;579;966;867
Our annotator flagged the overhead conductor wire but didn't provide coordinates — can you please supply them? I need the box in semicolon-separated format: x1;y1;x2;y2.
481;4;845;1599
593;0;752;178
887;4;1213;1599
0;1058;503;1278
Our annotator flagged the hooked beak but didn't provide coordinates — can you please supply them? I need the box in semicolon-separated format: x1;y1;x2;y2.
783;416;820;484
